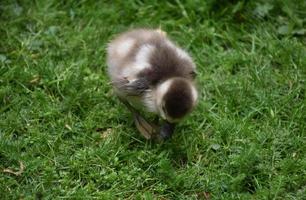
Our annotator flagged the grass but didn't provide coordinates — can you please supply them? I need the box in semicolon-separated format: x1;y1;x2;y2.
0;0;305;199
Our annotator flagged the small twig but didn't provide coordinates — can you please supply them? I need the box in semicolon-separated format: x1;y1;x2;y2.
3;161;25;176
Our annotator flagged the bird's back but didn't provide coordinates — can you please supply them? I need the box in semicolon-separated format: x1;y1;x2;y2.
107;29;195;87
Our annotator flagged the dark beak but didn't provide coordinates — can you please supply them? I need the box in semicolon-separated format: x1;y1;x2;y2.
159;121;176;140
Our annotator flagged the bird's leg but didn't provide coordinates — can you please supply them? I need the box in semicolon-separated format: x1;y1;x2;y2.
117;96;139;115
117;97;159;139
134;114;158;139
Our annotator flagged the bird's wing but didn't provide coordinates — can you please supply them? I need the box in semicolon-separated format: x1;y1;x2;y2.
112;78;150;96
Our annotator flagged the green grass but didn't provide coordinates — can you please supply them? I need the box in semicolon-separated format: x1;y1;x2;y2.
1;0;306;199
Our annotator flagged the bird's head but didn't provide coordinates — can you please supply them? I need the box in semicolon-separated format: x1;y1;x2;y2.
155;77;198;123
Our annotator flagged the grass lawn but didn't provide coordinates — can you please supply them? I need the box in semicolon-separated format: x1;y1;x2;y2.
1;0;305;199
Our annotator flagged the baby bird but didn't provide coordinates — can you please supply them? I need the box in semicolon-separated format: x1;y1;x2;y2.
107;28;198;139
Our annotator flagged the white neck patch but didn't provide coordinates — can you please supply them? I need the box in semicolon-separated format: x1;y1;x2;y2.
142;79;173;116
190;84;198;105
155;79;173;118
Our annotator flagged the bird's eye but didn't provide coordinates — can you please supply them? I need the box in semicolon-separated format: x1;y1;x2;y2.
190;71;197;78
